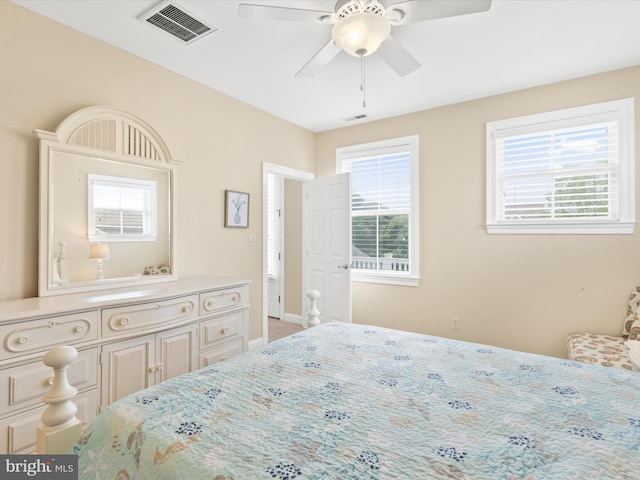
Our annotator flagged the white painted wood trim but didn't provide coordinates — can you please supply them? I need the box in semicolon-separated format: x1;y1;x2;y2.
283;313;304;325
36;106;180;297
248;337;265;351
36;346;82;454
305;290;320;327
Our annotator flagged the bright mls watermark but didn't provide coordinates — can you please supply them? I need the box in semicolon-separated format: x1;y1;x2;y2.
0;455;77;480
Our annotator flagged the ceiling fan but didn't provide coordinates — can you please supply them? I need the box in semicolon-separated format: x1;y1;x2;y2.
239;0;492;78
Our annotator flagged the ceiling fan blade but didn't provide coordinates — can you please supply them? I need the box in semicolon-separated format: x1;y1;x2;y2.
386;0;492;25
239;4;334;23
376;35;421;77
295;40;342;78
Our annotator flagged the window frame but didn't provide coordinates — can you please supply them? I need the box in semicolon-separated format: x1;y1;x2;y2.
87;173;158;243
337;135;420;286
486;98;635;234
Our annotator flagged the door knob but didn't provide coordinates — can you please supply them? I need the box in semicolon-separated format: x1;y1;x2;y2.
338;264;350;269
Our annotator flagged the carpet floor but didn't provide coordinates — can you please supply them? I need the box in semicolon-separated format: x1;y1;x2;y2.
268;317;304;343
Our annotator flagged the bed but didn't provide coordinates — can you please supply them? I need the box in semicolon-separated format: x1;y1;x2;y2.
62;322;639;479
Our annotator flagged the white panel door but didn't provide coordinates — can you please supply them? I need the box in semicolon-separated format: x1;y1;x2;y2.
267;276;280;318
302;173;351;323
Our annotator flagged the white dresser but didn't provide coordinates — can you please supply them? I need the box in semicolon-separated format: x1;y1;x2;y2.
0;276;249;454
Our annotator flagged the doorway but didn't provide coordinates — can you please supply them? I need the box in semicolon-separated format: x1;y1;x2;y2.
266;176;304;323
261;163;314;346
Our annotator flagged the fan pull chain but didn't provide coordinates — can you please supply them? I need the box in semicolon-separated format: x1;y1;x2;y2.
360;56;366;108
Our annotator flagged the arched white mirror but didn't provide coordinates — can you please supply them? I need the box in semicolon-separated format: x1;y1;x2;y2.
36;106;178;296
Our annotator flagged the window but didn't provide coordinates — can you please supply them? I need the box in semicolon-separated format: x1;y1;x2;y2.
486;98;635;234
88;174;157;242
337;135;419;286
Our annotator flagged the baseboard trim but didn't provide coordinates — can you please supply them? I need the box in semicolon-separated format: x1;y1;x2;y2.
283;313;304;325
248;337;264;351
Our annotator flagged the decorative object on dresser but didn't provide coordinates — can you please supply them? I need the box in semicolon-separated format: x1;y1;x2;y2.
35;106;178;297
53;242;69;285
88;243;110;280
567;285;640;371
0;276;249;454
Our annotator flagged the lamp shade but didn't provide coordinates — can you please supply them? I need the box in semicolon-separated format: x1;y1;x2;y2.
331;11;390;57
89;243;110;260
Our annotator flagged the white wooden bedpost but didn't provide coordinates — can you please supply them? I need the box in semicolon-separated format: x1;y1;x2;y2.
36;346;82;454
305;290;320;327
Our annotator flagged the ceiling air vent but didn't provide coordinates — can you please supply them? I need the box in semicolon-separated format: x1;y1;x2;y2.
343;114;368;122
139;1;216;45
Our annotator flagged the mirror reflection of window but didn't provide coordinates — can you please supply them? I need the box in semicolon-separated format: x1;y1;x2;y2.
88;174;157;242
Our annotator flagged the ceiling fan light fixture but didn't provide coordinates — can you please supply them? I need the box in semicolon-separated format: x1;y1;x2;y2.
331;11;390;57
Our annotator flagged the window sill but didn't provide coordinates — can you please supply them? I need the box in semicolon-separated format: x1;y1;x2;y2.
352;272;420;287
87;235;158;242
485;221;635;235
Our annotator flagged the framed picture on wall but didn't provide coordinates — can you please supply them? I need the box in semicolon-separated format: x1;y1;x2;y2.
225;190;249;228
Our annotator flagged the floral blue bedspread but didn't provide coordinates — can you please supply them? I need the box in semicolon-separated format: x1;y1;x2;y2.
74;323;640;479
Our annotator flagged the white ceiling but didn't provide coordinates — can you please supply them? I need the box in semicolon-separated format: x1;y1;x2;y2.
12;0;640;132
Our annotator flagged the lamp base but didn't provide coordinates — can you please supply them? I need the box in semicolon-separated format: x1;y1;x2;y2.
96;260;105;280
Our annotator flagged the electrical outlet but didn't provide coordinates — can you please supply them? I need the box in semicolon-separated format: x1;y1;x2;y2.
451;317;460;330
248;235;260;247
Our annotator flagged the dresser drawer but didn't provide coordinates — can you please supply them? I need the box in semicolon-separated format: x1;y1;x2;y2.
102;294;198;338
0;347;98;415
200;312;243;349
0;389;97;454
200;286;247;315
199;338;243;368
0;311;98;361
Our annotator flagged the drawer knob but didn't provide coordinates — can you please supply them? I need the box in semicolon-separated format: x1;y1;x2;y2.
183;305;193;314
149;365;157;372
232;295;238;302
47;377;55;386
120;317;129;326
156;363;163;371
221;327;229;335
74;325;84;333
206;300;215;308
18;336;28;345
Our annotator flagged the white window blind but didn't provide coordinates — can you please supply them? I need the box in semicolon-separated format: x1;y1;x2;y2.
487;98;635;234
497;123;617;221
346;153;411;269
337;135;419;286
88;174;157;242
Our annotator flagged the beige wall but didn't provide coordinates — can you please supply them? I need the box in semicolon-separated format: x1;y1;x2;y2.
0;2;315;342
284;179;302;317
316;65;640;358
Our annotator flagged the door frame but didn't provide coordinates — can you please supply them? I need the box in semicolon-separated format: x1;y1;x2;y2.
261;162;314;346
